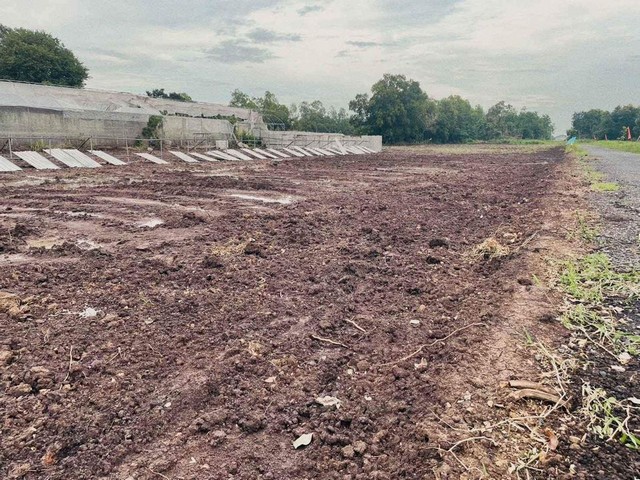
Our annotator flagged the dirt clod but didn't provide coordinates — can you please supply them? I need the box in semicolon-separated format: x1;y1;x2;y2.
0;349;13;365
341;445;355;459
8;383;32;397
0;291;20;311
428;238;449;248
353;440;367;455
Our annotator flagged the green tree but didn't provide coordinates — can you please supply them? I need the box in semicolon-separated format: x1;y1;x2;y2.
610;105;640;139
569;109;611;139
326;106;355;135
517;109;553;140
290;100;355;134
260;91;291;129
430;96;486;143
348;93;370;133
569;105;639;139
349;74;435;144
146;88;193;102
229;89;291;129
229;89;259;109
0;25;88;87
485;101;519;138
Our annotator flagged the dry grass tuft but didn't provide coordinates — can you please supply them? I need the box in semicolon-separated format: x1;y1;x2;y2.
471;237;510;260
210;238;252;257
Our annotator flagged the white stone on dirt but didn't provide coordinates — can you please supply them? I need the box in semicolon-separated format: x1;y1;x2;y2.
293;433;313;449
80;307;98;318
315;396;342;409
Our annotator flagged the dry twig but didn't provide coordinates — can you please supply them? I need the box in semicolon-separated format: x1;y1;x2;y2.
509;380;559;396
378;322;486;367
514;231;540;253
344;318;367;333
310;334;350;349
508;388;563;405
62;345;74;384
427;435;496;473
147;467;171;480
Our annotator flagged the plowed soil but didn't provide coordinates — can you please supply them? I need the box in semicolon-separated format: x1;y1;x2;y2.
1;146;577;479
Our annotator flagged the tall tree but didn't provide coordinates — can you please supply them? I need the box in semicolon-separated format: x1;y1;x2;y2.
229;89;259;109
569;105;640;139
229;89;291;128
569;109;611;139
485;101;519;138
350;74;435;144
0;25;88;87
610;105;640;139
290;100;355;134
430;96;486;143
260;91;291;129
517;109;553;140
348;93;370;134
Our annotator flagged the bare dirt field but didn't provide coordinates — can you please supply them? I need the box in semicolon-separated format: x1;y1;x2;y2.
2;145;629;479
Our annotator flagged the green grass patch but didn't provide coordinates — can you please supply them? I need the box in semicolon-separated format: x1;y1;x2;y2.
559;254;640;448
559;253;640;304
566;212;599;243
594;140;640;155
584;169;605;183
582;384;640;450
562;304;640;356
591;181;620;192
566;143;589;157
559;253;640;357
568;145;622;192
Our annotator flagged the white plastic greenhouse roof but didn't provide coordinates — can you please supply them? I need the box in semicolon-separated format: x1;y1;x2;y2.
0;80;260;121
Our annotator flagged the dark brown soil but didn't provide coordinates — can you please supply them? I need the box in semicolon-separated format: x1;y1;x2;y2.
0;146;610;479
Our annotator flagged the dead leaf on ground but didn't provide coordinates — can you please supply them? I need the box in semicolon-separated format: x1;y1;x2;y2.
543;427;559;450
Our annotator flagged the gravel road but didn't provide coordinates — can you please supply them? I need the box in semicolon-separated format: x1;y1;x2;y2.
583;145;640;269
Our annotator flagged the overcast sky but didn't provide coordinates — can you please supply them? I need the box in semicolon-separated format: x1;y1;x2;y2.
4;0;640;133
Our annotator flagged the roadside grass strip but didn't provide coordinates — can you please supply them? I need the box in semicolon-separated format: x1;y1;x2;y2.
591;182;620;192
558;253;640;448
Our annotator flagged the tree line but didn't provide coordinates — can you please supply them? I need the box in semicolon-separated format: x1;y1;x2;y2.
230;74;553;144
229;89;353;134
568;105;639;140
0;26;554;144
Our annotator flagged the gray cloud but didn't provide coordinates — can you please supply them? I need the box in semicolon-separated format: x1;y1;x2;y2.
247;28;301;43
375;0;457;28
205;40;275;64
297;4;323;16
346;41;383;48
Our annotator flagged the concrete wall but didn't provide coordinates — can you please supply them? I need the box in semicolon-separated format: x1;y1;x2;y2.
161;117;234;141
256;128;383;152
0;106;235;146
0;106;148;142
